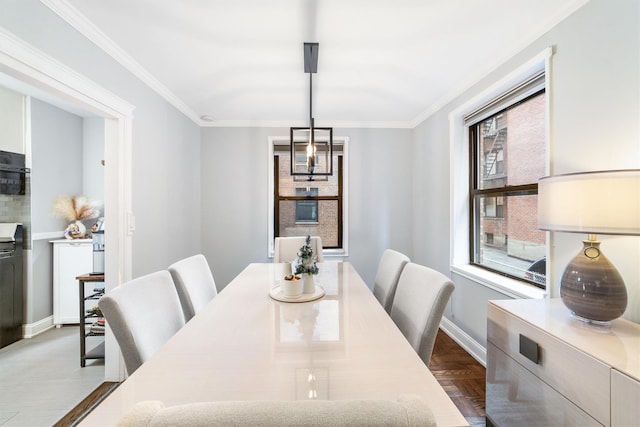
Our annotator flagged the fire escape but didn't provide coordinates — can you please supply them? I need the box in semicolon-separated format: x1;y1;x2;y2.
481;115;507;250
483;116;506;178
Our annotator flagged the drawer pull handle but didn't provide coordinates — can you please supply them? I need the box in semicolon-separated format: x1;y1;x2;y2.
519;334;539;364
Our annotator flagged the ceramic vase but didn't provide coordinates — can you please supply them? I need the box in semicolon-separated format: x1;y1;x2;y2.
302;273;315;294
64;220;87;240
281;278;303;298
75;220;87;238
560;240;627;324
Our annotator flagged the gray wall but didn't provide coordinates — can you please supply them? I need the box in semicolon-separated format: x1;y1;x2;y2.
200;127;412;289
29;99;86;324
30;99;84;234
82;118;106;205
411;0;640;348
0;0;202;277
337;127;413;286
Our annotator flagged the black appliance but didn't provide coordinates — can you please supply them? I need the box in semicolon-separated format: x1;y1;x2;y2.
0;150;30;195
0;223;24;349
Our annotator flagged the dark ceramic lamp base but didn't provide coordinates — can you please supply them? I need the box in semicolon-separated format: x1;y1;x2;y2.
560;240;627;325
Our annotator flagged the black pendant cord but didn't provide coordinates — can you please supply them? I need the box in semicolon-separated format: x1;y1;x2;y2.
309;71;313;126
309;70;315;172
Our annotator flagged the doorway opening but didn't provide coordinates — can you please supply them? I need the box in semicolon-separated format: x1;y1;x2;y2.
0;29;134;382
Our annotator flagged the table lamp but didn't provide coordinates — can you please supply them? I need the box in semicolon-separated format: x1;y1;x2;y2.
537;169;640;325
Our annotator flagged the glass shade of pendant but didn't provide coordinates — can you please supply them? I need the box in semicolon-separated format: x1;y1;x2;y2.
560;239;627;325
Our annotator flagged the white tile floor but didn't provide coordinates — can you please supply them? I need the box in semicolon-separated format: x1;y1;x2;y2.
0;326;104;426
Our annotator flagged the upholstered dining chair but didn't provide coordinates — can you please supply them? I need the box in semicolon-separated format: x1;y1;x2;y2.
390;263;455;366
98;270;185;375
372;249;410;314
274;236;324;263
118;394;436;427
168;254;217;322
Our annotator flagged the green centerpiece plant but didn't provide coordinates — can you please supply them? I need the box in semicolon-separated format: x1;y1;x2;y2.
293;236;318;293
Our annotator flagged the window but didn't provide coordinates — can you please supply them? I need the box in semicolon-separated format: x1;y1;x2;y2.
450;48;551;298
272;142;345;250
295;188;318;223
483;196;504;218
468;84;547;288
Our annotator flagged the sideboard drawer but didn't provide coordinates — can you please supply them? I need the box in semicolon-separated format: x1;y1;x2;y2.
486;342;600;426
488;303;610;425
611;369;640;426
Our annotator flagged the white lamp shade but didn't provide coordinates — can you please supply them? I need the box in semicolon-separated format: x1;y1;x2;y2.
538;169;640;235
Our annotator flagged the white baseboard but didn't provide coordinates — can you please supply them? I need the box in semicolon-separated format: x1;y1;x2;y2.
23;316;54;338
440;316;487;367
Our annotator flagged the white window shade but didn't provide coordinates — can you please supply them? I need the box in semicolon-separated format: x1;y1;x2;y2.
464;70;545;125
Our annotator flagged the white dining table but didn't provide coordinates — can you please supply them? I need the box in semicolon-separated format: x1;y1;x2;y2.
80;262;468;426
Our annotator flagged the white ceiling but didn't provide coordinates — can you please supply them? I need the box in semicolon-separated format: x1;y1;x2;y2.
55;0;587;127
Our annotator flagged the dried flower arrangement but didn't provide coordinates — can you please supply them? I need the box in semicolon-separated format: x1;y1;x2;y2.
52;196;100;239
52;195;100;221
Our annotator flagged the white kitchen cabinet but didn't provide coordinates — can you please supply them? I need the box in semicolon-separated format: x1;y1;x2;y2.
486;298;640;427
51;239;92;326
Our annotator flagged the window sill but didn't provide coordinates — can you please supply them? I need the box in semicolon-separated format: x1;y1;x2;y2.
269;248;348;260
323;248;347;258
450;264;547;299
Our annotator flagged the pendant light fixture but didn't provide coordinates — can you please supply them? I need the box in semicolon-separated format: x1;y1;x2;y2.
291;42;333;179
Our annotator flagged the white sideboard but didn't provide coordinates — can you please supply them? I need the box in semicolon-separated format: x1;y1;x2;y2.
486;298;640;426
51;239;93;326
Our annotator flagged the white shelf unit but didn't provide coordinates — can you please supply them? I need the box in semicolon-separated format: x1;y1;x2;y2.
51;239;93;326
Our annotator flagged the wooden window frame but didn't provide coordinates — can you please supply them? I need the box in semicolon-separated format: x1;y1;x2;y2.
468;89;545;289
274;155;343;249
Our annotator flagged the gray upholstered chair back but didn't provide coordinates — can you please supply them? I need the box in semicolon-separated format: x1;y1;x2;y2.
373;249;410;314
390;263;455;366
168;254;217;322
274;236;324;263
98;270;185;375
117;395;436;427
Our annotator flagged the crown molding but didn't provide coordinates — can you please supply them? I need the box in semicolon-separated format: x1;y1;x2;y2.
41;0;200;123
200;119;414;129
0;26;134;118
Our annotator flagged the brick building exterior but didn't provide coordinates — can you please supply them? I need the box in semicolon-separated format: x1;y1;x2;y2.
480;93;546;263
276;149;342;248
